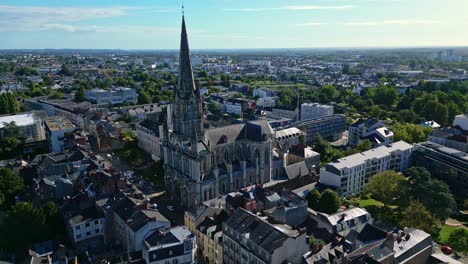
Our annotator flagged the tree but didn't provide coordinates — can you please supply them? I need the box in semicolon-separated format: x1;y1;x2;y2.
370;84;399;107
138;90;151;104
312;135;342;164
397;109;418;123
447;229;468;254
0;168;24;208
390;122;432;144
309;235;325;251
422;100;448;126
208;101;221;113
356;139;372;152
306;189;321;210
317;189;340;214
400;200;439;236
364;171;406;207
74;87;86;102
342;64;350;74
404;167;456;220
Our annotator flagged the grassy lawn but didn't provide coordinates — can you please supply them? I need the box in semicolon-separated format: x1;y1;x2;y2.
438;225;461;244
359;198;384;208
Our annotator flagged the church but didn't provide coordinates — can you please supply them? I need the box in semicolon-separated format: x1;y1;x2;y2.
163;15;309;207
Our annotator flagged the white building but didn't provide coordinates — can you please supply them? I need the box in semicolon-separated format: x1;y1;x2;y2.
223;101;242;115
349;118;393;147
85;87;137;105
253;87;277;98
313;207;372;236
453;114;468;131
300;103;333;121
253;60;271;67
320;141;413;196
136;119;163;161
142;226;197;264
65;208;105;243
44;116;75;153
256;96;278;108
0;111;46;142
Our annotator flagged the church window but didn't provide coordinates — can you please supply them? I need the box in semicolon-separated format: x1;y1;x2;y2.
224;149;229;162
222;183;226;193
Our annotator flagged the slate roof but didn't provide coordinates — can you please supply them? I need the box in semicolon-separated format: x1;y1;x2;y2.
204;120;273;145
350;118;381;128
138;119;161;137
284;161;310;179
111;196;170;232
224;208;298;254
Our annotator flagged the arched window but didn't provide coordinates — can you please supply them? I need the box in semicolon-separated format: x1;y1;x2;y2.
236;145;242;160
204;189;208;201
222;183;226;193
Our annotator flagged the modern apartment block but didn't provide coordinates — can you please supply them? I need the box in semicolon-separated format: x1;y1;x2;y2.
85;87;137;105
320;141;413;196
349;118;393;147
412;142;468;199
300;103;333;121
295;114;346;143
44;116;75;153
222;208;309;264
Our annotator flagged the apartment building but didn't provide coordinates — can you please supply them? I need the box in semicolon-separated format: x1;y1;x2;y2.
349;118;393;147
320;141;413;196
296;114;346;144
85;87;137;105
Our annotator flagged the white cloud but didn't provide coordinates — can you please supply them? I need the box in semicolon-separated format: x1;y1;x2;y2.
296;22;328;26
345;19;441;26
225;5;352;12
0;5;170;32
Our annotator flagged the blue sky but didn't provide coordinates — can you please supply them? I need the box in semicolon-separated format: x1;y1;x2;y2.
1;0;467;49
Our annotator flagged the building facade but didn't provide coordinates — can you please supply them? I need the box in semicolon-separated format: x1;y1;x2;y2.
163;15;275;208
85;87;137;105
137;119;164;161
412;142;468;199
142;226;196;264
300;103;333;121
348;118;393;147
44;116;75;153
320;141;413;196
0;111;46;142
295;114;346;144
222;208;309;264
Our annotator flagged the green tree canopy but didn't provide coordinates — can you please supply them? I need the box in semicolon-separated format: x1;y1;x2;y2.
447;229;468;254
399;200;439;237
364;171;406;207
317;189;341;214
306;189;321;210
403;167;456;220
0;168;24;208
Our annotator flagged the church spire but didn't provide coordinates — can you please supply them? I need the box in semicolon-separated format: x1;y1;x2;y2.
172;11;203;141
177;12;197;98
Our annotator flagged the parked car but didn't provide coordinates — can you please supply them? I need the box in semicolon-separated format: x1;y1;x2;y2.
442;245;453;254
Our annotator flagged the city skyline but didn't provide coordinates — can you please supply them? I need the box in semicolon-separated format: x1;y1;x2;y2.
1;0;468;49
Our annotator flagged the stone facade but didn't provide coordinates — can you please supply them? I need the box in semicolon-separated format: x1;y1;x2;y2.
163;16;275;208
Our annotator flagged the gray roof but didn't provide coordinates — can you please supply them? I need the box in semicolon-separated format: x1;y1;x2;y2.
204;120;273;145
224;208;299;254
326;141;413;170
